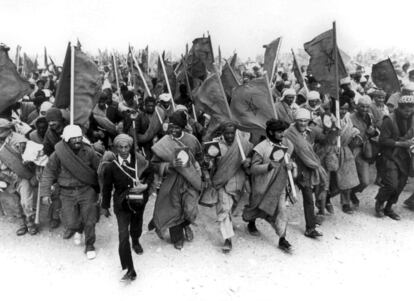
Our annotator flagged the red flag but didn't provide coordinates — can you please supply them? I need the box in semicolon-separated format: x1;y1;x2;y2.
263;37;281;80
304;29;347;96
54;43;101;126
187;37;214;80
371;58;401;94
230;77;275;133
291;49;305;88
221;62;241;98
230;52;237;69
194;73;230;124
0;44;31;114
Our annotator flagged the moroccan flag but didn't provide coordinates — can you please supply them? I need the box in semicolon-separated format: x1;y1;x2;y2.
186;36;214;80
371;58;401;94
291;49;305;87
23;53;36;77
230;77;275;133
263;37;281;81
304;29;347;97
140;45;149;74
0;45;31;114
221;62;241;98
194;73;230;124
54;43;101;126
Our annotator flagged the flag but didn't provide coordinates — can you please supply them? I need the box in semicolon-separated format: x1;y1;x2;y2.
140;45;149;74
230;77;275;133
263;37;281;81
221;62;241;98
218;46;222;71
23;53;36;77
371;58;400;94
44;46;48;70
186;36;214;80
304;29;347;97
194;73;230;124
14;45;21;68
0;45;31;114
230;53;237;69
54;43;102;126
291;50;305;87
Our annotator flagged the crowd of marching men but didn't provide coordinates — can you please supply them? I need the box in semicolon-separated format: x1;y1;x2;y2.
3;41;414;282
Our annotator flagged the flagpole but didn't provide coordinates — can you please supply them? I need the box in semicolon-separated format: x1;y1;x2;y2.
70;43;75;125
333;21;341;148
270;37;282;85
112;53;121;101
181;54;197;122
291;49;309;95
159;53;176;110
132;52;152;97
214;71;246;161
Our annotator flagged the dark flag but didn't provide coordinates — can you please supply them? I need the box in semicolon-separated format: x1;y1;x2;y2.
230;77;275;133
44;46;48;70
304;29;347;97
263;37;281;81
186;36;214;80
140;45;149;74
54;43;101;126
230;53;237;69
371;58;401;94
221;62;241;98
23;53;36;76
194;73;230;124
0;44;31;114
291;49;305;88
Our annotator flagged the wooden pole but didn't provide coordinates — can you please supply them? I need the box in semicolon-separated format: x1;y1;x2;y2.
70;44;75;125
214;71;246;160
131;52;152;97
159;53;176;110
333;21;341;148
112;53;121;101
181;55;197;122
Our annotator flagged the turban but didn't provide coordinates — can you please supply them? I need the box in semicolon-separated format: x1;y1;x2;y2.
113;133;133;147
282;88;296;99
40;101;53;114
369;89;386;98
357;95;372;105
175;104;188;112
159;93;171;102
294;108;311;120
0;118;14;139
340;76;351;85
402;82;414;95
169;111;187;128
307;91;321;101
399;95;414;104
45;108;63;123
61;125;83;142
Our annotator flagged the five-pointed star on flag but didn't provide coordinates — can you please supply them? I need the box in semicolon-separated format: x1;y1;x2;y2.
245;97;259;115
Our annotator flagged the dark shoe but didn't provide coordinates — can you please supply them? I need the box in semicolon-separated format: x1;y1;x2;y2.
49;219;60;229
384;208;401;221
326;203;334;214
174;239;184;250
16;225;27;236
132;241;144;255
148;219;155;231
375;200;385;218
351;193;360;208
403;195;414;211
342;204;354;214
247;221;260;236
222;239;232;254
304;228;323;239
278;237;292;253
184;225;194;242
27;224;39;235
63;229;76;239
121;269;137;282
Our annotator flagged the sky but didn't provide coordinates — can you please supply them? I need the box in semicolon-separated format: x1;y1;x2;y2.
1;0;414;64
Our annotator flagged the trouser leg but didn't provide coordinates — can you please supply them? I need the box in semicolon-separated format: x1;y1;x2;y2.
169;223;185;244
60;190;81;232
216;188;234;240
376;163;399;206
340;190;351;206
16;178;35;221
78;187;98;250
300;186;316;230
48;184;61;221
353;154;370;193
116;210;134;271
130;205;145;242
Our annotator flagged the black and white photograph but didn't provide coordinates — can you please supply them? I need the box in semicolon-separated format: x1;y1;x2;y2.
1;0;414;300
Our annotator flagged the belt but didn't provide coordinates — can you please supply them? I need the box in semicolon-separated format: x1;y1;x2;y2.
60;185;87;191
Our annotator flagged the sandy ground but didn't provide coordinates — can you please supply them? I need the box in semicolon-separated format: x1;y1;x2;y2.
1;180;414;301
